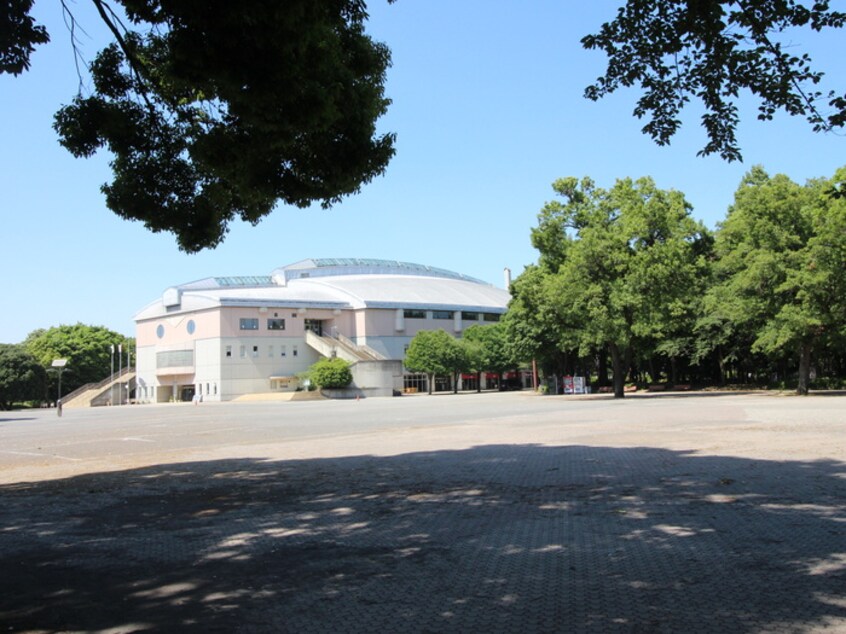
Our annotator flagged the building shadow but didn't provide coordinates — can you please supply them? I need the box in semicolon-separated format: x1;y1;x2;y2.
1;445;844;632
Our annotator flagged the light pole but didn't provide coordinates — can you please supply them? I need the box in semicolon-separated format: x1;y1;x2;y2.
118;343;123;404
110;344;115;406
52;359;67;417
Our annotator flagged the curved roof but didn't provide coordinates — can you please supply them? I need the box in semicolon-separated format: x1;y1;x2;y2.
134;259;509;321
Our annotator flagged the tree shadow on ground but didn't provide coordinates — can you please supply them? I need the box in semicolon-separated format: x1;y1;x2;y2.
1;445;844;633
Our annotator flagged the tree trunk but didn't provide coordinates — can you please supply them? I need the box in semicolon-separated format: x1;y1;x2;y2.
598;351;609;386
476;371;481;393
453;372;459;394
610;343;625;399
427;373;434;395
716;346;726;386
797;343;812;396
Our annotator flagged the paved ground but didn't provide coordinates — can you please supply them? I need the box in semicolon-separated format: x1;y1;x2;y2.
1;392;845;633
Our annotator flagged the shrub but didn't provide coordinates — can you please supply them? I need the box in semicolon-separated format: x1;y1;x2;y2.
309;358;353;389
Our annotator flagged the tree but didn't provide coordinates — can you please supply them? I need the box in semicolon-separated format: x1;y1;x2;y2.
705;166;846;394
583;1;845;161
0;344;47;409
5;0;394;252
404;329;466;394
502;265;571;378
308;357;353;389
463;322;513;391
522;176;711;398
24;324;132;395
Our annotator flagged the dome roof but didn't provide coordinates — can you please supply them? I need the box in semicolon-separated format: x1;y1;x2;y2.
134;259;509;320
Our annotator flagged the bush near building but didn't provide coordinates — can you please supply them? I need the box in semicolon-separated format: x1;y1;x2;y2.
308;358;353;389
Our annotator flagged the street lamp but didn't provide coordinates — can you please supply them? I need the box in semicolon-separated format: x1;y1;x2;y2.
110;344;115;406
52;358;67;417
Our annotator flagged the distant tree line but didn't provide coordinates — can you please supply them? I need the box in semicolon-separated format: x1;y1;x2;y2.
0;324;133;409
504;166;846;398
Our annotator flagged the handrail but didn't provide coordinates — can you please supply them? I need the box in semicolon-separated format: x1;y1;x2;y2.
60;366;136;403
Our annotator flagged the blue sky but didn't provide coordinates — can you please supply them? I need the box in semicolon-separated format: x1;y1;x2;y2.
1;1;843;342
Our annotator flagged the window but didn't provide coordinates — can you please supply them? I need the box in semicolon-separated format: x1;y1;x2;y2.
281;345;287;357
432;310;454;320
293;345;298;357
267;318;285;330
156;350;193;368
268;345;274;358
240;318;259;330
252;345;259;358
482;312;501;322
461;311;479;321
206;383;210;395
156;324;165;338
403;309;426;319
187;320;196;334
240;345;246;358
225;345;232;358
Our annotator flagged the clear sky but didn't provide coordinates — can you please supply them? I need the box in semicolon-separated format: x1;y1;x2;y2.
1;1;843;343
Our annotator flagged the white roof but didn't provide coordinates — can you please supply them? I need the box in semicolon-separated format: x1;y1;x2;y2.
135;259;510;321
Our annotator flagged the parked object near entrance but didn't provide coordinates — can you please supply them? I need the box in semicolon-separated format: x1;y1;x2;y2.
134;259;509;403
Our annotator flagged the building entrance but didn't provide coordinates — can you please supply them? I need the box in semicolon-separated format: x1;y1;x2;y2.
304;319;324;336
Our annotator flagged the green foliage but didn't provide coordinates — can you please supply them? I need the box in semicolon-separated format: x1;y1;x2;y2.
462;323;512;375
583;1;846;161
8;0;394;252
513;175;711;397
24;324;132;395
308;357;353;389
404;329;468;394
0;343;47;409
702;166;846;394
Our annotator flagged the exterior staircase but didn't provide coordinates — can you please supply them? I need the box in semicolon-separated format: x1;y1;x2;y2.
61;368;136;408
304;330;386;363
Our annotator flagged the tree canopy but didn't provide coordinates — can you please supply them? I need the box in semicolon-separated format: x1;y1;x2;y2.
403;329;467;394
701;166;846;393
5;0;394;252
583;0;846;161
514;176;712;398
509;166;846;396
0;343;47;409
24;323;132;394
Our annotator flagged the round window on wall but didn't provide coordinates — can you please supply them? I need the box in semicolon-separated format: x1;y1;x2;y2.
156;324;165;339
187;320;196;335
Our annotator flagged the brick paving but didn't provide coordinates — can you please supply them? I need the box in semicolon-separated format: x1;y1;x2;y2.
1;394;845;633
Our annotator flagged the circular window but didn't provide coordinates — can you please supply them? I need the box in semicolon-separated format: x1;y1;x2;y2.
156;324;165;339
187;320;196;335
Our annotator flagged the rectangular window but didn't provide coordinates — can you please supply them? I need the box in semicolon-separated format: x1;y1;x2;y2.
432;310;454;320
482;312;501;322
240;345;246;358
281;345;287;357
252;345;259;358
293;345;298;357
156;350;193;368
461;311;479;321
240;318;259;330
268;345;274;358
267;318;285;330
225;345;232;358
403;309;426;319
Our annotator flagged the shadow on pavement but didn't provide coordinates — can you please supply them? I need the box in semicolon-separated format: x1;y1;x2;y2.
1;445;845;632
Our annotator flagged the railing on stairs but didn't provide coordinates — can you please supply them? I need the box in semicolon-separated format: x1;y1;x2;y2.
61;366;136;407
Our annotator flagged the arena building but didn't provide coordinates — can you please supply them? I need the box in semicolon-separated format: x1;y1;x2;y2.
134;258;512;402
